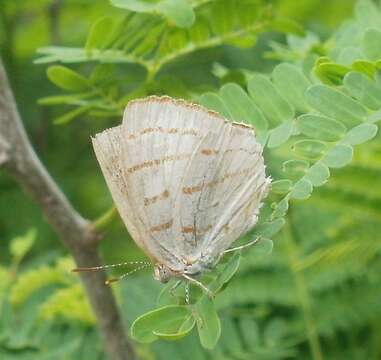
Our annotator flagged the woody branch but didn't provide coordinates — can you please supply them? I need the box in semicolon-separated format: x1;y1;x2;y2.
0;59;135;360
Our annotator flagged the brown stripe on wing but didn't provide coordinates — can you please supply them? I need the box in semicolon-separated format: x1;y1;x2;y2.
183;167;253;194
201;149;219;156
201;147;259;156
127;154;191;173
181;224;212;235
149;219;173;233
127;127;201;140
182;226;194;234
144;190;170;206
127;148;259;174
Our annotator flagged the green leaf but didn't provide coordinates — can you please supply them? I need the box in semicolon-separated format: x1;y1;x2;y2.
110;0;195;28
156;280;182;307
362;28;381;61
304;162;330;186
368;108;381;122
355;0;381;29
85;16;114;51
210;0;234;35
189;17;210;43
253;218;286;238
10;229;36;263
130;305;192;343
219;83;268;131
305;85;367;127
90;64;115;84
47;65;90;91
271;179;293;194
352;60;376;77
35;46;88;64
165;29;189;51
282;159;309;180
195;297;221;349
344;72;381;110
199;93;232;120
337;47;364;66
38;93;93;106
255;131;269;147
210;251;241;293
292;139;328;160
268;18;305;36
315;62;350;85
323;144;353;168
271;197;289;219
267;120;294;148
249;238;274;257
158;0;195;28
342;123;378;145
248;74;294;125
153;316;195;340
290;179;313;200
272;63;311;113
53;106;91;125
296;114;347;141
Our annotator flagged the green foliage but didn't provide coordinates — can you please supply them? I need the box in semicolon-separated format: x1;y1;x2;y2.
131;251;242;348
8;248;94;325
0;232;100;358
39;283;96;324
9;228;36;267
35;0;304;123
195;297;221;349
183;0;381;354
131;305;194;342
110;0;196;28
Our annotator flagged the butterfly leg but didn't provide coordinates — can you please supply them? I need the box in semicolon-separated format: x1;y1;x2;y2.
169;280;182;297
184;282;190;304
182;274;214;298
223;237;260;254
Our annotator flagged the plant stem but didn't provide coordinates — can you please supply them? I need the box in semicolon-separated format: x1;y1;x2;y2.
0;58;136;360
94;206;118;231
283;210;324;360
147;21;268;79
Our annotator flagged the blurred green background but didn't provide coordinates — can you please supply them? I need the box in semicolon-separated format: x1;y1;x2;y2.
1;0;381;359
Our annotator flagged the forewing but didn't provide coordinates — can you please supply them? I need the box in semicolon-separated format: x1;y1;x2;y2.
92;126;146;252
118;98;226;269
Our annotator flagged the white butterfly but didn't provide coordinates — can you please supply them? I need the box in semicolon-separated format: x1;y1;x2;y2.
77;96;270;296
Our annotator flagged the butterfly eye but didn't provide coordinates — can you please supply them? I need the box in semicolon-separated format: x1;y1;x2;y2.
153;264;172;283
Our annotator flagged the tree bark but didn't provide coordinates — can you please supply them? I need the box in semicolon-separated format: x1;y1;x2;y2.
0;59;136;360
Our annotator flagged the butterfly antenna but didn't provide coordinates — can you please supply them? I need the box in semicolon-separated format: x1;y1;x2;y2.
105;263;151;285
72;261;151;273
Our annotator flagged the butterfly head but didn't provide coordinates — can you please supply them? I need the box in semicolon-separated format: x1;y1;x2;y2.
153;263;175;283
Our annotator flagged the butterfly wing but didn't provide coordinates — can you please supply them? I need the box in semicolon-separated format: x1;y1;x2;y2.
93;97;269;273
177;120;270;264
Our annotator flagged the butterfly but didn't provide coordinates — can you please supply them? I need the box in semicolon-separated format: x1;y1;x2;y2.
74;96;270;298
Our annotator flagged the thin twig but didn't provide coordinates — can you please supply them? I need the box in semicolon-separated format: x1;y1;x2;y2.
0;58;136;360
93;206;118;231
